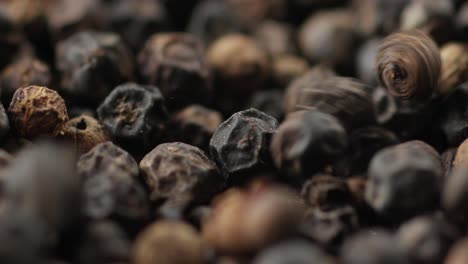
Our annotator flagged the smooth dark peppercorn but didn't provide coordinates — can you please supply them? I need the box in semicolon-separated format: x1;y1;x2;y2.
63;114;110;154
97;83;168;152
139;142;222;216
397;215;459;264
77;142;149;225
340;229;410;264
133;220;206;264
252;239;334;264
168;105;223;151
138;33;212;109
76;220;131;264
56;31;134;104
8;85;68;138
0;56;51;104
210;108;278;184
270;110;347;185
365;141;443;224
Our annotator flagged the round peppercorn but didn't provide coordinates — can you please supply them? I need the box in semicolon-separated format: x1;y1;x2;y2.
210;108;278;184
301;174;352;211
56;31;134;104
97;83;168;152
139;142;223;212
270;111;347;185
8;86;69;138
365;140;443;224
78;142;149;225
63;115;110;154
133;220;206;264
138;33;212;108
207;34;271;98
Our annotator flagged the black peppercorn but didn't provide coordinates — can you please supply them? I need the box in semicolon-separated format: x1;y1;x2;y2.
77;142;149;226
365;140;443;224
301;174;353;211
56;31;134;104
139;142;223;217
210;108;278;184
245;89;284;121
138;33;212;109
97;83;168;152
270;110;347;185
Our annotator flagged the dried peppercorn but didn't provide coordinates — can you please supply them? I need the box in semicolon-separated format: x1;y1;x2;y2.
270;111;347;185
245;90;284;121
187;0;242;45
202;181;305;253
439;43;468;96
452;138;468;169
442;148;457;179
210;108;278;184
301;175;353;211
133;220;206;264
445;237;468;264
76;220;131;264
0;56;51;104
301;206;360;249
340;229;410;264
355;38;381;86
0;103;10;141
101;0;171;51
63;115;110;154
56;31;134;104
8;85;68;138
227;0;287;29
168;105;223;151
252;239;334;264
365;141;443;224
139;142;222;216
333;126;399;177
254;20;295;57
78;142;149;226
207;34;271;99
298;9;356;74
271;54;309;88
97;83;168;152
138;33;212;109
283;75;376;131
397;215;459;264
376;30;441;101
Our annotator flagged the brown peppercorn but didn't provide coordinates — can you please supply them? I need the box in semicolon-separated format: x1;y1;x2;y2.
133;220;206;264
453;138;468;169
283;75;376;131
207;34;271;98
445;237;468;264
298;9;356;73
301;175;352;211
202;181;305;253
439;43;468;96
168;105;223;151
63;115;110;154
376;30;441;101
227;0;287;29
139;142;223;213
254;20;295;57
8;86;69;138
272;54;309;88
138;33;212;108
0;56;51;103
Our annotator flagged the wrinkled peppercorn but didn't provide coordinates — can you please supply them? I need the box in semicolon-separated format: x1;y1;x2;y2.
8;85;68;138
78;142;149;226
133;220;206;264
271;111;347;184
56;31;134;104
138;33;212;109
210;108;278;184
168;105;223;151
97;83;168;152
202;181;305;253
0;56;51;104
140;142;222;217
63;115;110;154
301;175;352;211
365;141;443;224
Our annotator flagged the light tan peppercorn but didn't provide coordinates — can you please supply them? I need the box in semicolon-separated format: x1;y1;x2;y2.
63;115;110;154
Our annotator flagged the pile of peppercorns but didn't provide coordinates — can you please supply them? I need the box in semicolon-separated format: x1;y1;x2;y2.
0;0;468;263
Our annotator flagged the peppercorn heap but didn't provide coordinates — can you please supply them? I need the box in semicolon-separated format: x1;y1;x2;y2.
0;1;468;264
